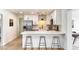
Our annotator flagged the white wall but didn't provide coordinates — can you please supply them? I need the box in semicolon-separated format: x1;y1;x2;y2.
60;10;72;50
0;9;19;46
66;10;72;50
19;17;24;35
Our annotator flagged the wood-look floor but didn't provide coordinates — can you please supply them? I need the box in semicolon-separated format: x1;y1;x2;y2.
0;37;64;50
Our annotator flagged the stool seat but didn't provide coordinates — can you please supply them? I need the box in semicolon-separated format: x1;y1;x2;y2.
25;36;33;50
51;36;61;48
39;36;47;49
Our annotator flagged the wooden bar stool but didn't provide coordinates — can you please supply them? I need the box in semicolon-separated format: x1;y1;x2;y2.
24;36;33;50
51;36;61;49
39;36;47;49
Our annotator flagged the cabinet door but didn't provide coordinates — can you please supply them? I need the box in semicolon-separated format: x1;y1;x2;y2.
24;15;38;25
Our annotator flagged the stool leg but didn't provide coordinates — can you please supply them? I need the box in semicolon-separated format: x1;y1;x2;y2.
39;38;41;49
31;37;33;50
57;39;61;48
44;38;47;49
51;39;55;49
51;39;53;49
24;37;27;50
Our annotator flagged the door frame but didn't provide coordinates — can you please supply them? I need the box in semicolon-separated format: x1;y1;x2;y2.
0;14;3;47
19;18;24;36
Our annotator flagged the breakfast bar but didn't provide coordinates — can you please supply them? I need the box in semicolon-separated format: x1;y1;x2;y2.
21;31;66;49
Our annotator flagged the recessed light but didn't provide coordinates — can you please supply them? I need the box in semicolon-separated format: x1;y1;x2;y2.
31;12;34;14
19;11;23;14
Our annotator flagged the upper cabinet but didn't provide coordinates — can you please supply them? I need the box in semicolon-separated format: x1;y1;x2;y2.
46;10;56;25
46;10;62;25
38;15;46;20
24;15;38;25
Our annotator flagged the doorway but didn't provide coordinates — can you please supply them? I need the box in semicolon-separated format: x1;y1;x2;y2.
72;10;79;50
19;17;24;36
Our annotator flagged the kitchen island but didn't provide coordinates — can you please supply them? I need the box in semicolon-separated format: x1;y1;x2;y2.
21;31;66;49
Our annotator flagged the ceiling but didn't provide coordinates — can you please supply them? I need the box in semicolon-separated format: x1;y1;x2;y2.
7;9;54;15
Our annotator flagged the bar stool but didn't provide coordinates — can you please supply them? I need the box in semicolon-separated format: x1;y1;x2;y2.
24;36;33;50
51;36;61;48
39;36;47;49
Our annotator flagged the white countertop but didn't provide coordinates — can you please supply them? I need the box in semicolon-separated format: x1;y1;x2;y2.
21;31;65;35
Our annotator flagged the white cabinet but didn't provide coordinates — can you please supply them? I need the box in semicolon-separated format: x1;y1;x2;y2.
24;15;38;25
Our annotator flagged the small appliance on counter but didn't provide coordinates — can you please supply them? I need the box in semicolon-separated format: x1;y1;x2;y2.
52;25;59;31
48;25;59;31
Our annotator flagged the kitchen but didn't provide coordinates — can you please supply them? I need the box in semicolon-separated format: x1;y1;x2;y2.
19;9;69;50
0;9;72;50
